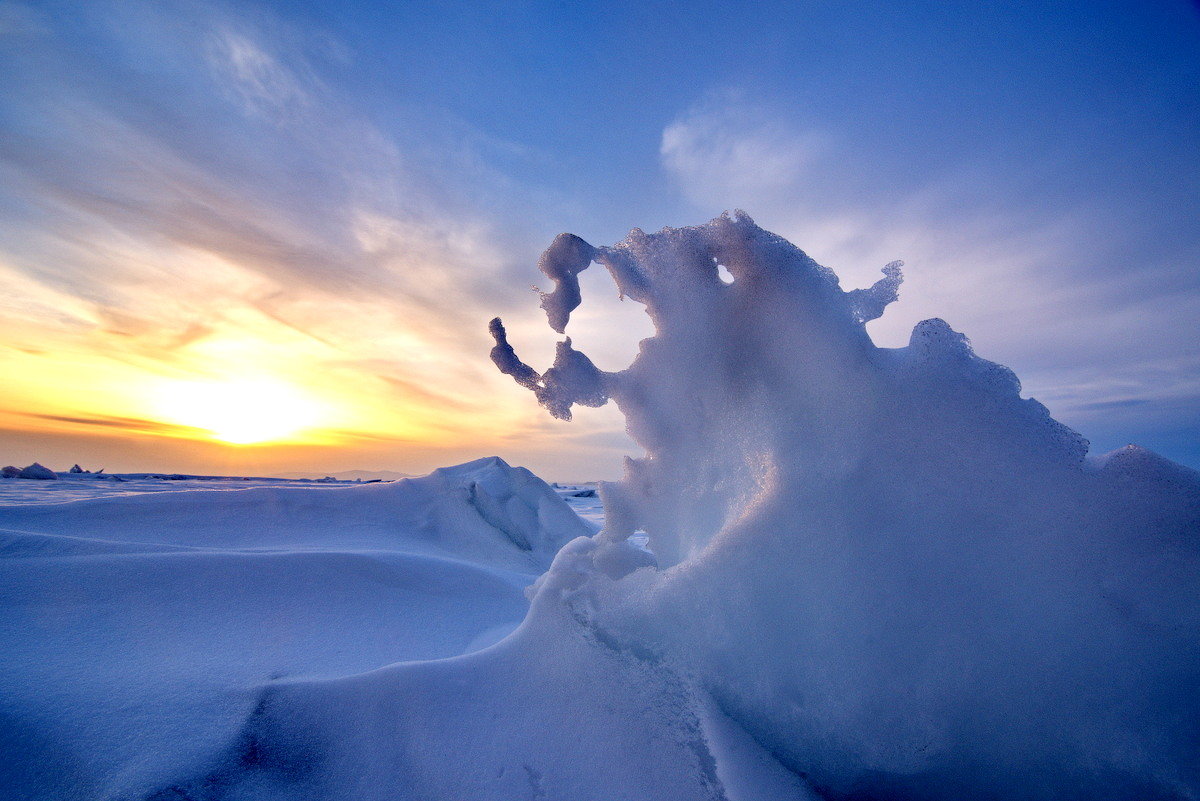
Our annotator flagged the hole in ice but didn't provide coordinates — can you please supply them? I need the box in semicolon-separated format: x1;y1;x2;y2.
563;262;655;372
716;262;735;285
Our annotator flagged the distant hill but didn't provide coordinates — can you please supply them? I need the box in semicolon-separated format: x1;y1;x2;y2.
272;469;416;481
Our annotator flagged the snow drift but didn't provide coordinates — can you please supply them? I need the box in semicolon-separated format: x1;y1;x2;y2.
0;457;588;801
490;212;1200;799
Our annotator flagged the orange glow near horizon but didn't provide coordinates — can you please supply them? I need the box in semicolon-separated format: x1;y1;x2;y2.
0;229;638;479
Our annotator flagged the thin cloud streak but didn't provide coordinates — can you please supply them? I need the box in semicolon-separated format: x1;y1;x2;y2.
21;412;213;438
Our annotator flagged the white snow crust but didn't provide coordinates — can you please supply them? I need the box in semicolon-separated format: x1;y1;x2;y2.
491;213;1198;800
0;457;588;801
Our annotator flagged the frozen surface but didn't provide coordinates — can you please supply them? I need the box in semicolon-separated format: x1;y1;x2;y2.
553;483;605;529
0;457;588;801
0;472;358;506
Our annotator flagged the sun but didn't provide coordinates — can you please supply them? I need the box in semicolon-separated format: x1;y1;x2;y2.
153;377;325;445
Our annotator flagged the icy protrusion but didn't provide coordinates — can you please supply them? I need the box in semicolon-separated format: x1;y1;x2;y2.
902;317;1090;462
537;233;597;334
493;213;1200;800
537;338;608;420
1;466;20;478
846;259;903;323
488;318;540;391
18;463;57;480
488;320;610;421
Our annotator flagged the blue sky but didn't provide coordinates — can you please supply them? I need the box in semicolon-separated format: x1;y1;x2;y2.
0;0;1197;477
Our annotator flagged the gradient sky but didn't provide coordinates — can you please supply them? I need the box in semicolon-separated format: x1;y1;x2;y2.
1;0;1197;479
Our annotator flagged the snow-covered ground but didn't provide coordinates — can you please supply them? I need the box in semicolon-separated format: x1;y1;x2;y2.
0;473;361;506
0;458;594;801
0;473;606;525
551;483;604;527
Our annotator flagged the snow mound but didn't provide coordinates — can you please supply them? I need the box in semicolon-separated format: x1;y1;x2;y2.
0;457;587;801
0;455;585;570
146;535;810;801
12;462;58;480
488;212;1200;800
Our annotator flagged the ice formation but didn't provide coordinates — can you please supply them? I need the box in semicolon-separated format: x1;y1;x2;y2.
487;213;1199;799
6;462;59;480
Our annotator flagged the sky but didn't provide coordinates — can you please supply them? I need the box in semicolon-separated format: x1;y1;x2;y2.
0;0;1197;480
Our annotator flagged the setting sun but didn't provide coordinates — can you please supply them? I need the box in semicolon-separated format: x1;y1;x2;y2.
152;378;326;445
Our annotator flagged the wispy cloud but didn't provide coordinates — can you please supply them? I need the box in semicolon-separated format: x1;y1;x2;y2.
662;90;828;206
0;0;608;476
207;26;314;121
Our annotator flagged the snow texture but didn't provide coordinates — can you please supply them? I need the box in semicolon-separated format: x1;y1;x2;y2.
12;462;58;480
0;457;588;801
488;212;1200;800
